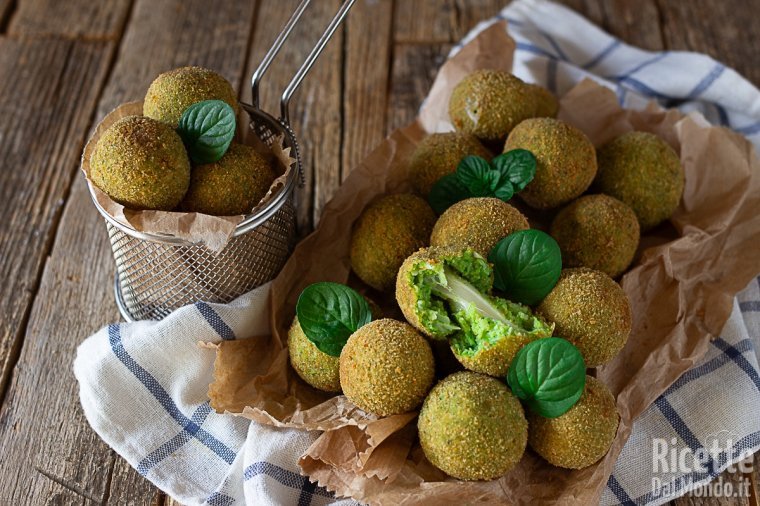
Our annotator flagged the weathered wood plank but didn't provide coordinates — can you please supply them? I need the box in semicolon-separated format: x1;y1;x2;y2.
450;0;506;41
0;0;14;30
242;0;343;233
0;175;120;506
557;0;664;50
394;0;503;43
341;0;394;178
96;0;255;118
8;0;132;38
657;0;760;86
394;0;457;43
0;36;113;411
0;0;257;504
107;458;163;506
386;42;451;133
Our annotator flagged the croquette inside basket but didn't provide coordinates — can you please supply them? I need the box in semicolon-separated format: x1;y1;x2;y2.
82;101;298;321
206;21;760;505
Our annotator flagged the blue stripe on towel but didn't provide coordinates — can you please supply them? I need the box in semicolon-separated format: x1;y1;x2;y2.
108;325;236;465
196;301;236;340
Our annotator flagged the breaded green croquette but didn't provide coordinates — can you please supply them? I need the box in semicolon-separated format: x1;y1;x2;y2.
287;316;341;392
504;118;597;210
418;372;528;480
550;194;640;278
339;319;435;416
396;247;553;376
90;115;190;211
528;375;619;469
350;194;436;292
449;70;535;142
180;143;275;216
144;66;239;127
409;132;491;196
596;131;684;231
288;296;382;393
538;268;631;367
525;83;559;118
430;197;529;258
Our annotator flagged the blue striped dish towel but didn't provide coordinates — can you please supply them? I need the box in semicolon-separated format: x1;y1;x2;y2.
74;1;760;504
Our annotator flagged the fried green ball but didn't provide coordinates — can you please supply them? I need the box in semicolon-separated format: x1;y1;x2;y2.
339;319;434;416
180;143;275;216
288;298;382;393
550;194;640;278
90;115;191;211
526;83;559;118
596;131;684;231
449;70;535;142
505;118;597;210
430;197;529;258
287;316;341;392
528;375;619;469
144;66;239;127
409;132;491;196
350;194;436;292
538;268;632;367
418;372;528;480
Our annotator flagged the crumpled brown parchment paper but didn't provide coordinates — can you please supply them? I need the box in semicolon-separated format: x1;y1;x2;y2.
207;21;760;505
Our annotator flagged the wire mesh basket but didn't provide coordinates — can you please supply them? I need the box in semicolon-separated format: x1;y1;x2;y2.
90;0;355;321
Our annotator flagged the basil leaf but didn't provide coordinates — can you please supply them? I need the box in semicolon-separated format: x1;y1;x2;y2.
489;229;562;306
176;99;236;164
492;149;536;192
457;156;493;196
428;173;470;214
506;337;586;418
493;181;514;201
296;282;372;357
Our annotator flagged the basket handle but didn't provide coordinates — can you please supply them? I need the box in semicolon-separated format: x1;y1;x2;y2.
250;0;356;124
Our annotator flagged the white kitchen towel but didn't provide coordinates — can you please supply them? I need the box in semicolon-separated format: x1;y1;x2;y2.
75;1;760;505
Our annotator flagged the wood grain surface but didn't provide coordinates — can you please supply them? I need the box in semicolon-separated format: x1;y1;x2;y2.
0;0;757;504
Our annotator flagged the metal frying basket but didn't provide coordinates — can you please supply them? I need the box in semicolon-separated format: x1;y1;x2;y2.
91;0;356;321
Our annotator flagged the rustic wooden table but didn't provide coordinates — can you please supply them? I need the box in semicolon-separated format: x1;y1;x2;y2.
0;0;758;504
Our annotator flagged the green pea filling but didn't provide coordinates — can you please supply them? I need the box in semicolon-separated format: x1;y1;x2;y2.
409;249;552;354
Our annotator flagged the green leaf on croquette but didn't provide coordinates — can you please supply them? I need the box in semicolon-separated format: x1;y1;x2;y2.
489;229;562;306
427;150;534;214
507;337;586;418
456;155;494;196
428;173;470;215
492;149;537;192
176;99;236;164
296;282;372;357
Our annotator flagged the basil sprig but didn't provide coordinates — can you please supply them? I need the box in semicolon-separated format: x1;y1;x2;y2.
428;149;537;214
176;99;236;164
489;229;562;306
295;282;372;357
507;337;586;418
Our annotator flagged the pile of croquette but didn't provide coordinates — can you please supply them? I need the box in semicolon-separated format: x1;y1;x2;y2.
287;69;687;482
89;66;276;216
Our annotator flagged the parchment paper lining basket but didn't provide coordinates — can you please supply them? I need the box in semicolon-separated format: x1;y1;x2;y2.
90;0;355;321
